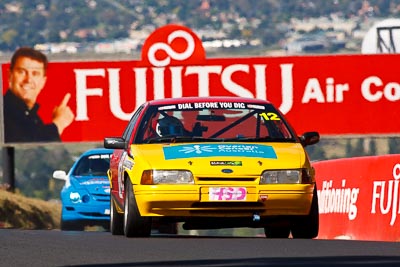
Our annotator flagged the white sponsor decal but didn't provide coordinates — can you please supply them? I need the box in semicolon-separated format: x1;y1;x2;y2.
318;179;360;220
80;180;109;185
147;30;195;67
371;163;400;226
72;64;295;121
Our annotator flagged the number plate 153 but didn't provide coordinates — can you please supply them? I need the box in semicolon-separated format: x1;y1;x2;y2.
209;187;247;201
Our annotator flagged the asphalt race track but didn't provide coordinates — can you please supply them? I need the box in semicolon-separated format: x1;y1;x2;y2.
1;229;400;267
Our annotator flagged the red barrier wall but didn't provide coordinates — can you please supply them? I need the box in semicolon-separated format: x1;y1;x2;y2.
313;154;400;241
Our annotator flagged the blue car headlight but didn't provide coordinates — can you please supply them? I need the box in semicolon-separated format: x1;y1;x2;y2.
69;192;81;203
82;194;91;203
69;192;91;203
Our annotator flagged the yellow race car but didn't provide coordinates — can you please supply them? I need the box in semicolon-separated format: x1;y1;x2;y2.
104;96;320;238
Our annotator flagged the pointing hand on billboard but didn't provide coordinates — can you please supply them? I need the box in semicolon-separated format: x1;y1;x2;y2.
53;93;75;135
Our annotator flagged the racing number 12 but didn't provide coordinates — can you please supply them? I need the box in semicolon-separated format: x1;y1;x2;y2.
260;112;280;121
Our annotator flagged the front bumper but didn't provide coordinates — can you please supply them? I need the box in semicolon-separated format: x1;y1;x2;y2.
61;203;110;221
132;184;315;217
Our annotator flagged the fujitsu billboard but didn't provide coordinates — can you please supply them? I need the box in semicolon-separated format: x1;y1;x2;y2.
2;24;400;143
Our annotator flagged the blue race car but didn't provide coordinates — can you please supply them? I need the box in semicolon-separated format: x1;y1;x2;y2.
53;148;113;231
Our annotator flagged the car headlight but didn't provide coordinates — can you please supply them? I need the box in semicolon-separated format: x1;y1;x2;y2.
260;170;301;184
141;170;194;184
69;192;90;203
70;192;81;203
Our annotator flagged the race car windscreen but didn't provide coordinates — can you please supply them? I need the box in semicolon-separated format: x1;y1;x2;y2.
72;154;111;176
137;102;296;143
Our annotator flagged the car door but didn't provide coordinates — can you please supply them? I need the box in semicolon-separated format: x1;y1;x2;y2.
110;104;145;201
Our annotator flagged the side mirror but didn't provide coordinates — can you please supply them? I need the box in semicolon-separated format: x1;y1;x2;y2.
299;131;320;147
104;137;126;149
53;170;67;180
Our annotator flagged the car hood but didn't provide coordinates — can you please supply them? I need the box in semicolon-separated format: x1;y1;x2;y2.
69;176;110;194
133;142;307;176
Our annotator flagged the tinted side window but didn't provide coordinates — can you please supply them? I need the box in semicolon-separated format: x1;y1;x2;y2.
122;105;144;141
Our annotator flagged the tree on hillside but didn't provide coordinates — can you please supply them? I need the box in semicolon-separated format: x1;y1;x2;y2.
368;139;377;156
352;138;365;157
15;146;74;200
345;139;352;157
388;137;400;154
305;143;326;161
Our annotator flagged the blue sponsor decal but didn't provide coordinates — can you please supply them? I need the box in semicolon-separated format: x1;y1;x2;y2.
163;143;277;160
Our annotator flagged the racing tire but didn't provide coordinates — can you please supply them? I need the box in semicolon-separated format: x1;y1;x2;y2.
264;225;290;238
290;186;319;239
60;220;85;231
124;180;152;237
110;198;124;235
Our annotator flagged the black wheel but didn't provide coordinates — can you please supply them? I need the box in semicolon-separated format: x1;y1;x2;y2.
124;180;152;237
264;225;290;238
291;186;319;239
60;220;85;231
110;198;124;235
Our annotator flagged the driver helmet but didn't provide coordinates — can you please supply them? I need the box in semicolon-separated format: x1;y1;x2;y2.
156;116;185;136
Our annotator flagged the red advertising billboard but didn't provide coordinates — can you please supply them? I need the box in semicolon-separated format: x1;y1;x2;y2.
2;24;400;143
314;155;400;241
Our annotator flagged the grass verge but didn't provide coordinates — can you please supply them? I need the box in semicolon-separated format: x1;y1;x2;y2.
0;189;61;229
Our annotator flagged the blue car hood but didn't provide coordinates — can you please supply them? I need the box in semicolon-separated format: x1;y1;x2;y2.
69;176;110;194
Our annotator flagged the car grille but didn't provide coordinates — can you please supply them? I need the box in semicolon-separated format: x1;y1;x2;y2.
190;202;265;214
92;193;110;202
197;177;256;182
